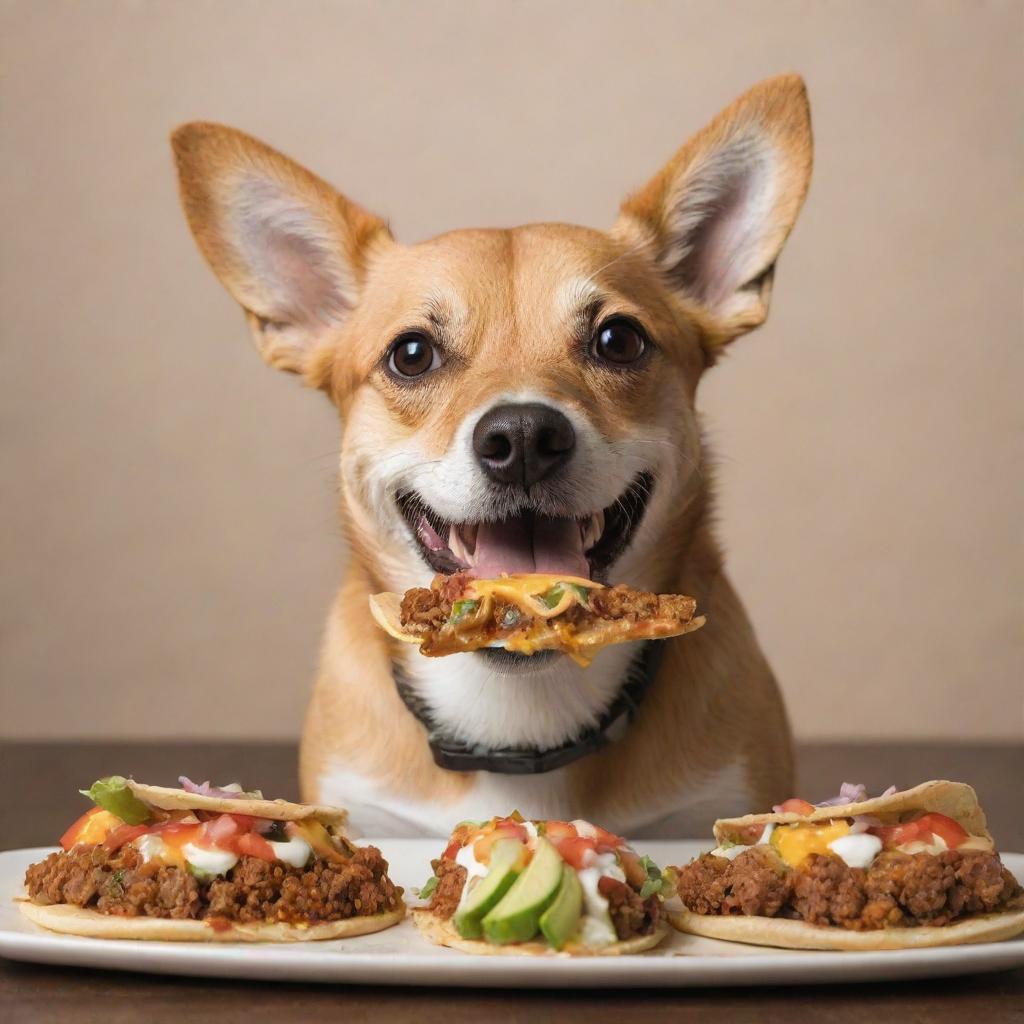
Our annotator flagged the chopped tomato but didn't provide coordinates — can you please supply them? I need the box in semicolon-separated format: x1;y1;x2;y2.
103;824;151;852
60;808;101;851
869;820;923;848
555;836;599;870
542;821;578;842
201;813;243;849
915;813;968;849
441;838;463;861
592;825;625;850
776;798;816;815
236;832;276;861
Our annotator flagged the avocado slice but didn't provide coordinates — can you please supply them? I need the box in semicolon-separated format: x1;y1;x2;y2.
538;863;584;949
453;837;525;939
482;836;563;944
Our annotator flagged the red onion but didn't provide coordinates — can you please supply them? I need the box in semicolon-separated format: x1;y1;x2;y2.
179;776;247;800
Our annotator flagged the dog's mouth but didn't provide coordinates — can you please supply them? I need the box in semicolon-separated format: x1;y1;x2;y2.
397;472;654;581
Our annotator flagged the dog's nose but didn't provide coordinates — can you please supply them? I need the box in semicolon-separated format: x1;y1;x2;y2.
472;403;576;489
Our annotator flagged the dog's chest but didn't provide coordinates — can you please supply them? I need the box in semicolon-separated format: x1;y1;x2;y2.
317;758;748;840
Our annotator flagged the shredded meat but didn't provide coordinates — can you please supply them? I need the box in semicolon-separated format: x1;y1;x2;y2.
598;876;661;939
589;585;695;623
427;858;468;919
25;843;401;924
675;848;1024;931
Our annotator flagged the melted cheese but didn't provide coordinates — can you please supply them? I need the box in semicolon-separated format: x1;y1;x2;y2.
772;820;851;867
467;574;602;620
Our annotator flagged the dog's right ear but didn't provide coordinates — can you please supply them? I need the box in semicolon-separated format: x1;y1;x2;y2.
171;123;392;379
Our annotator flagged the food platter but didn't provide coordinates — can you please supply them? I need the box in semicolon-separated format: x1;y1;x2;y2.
3;842;1022;988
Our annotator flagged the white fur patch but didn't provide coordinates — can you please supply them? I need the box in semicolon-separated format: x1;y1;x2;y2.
319;758;749;840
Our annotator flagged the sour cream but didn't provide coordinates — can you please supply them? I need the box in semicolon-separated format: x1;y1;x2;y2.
135;834;167;864
571;820;598;839
455;841;488;881
576;851;624;948
182;842;239;877
268;836;312;868
828;832;883;868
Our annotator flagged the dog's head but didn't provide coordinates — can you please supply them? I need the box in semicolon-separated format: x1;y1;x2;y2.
172;76;811;705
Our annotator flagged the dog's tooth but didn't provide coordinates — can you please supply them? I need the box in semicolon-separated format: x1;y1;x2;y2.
448;527;472;566
582;512;604;552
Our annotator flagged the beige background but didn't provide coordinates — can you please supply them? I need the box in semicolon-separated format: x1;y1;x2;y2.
2;1;1021;742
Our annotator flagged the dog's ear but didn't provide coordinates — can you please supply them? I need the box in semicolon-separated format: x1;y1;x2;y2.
615;74;812;346
171;122;392;378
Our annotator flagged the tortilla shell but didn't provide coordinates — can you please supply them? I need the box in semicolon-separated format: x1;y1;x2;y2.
667;907;1024;950
125;781;348;826
18;898;405;942
369;589;705;658
714;780;991;846
412;908;668;956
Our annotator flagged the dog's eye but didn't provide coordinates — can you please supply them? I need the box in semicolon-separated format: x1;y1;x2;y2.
387;333;440;379
591;319;647;366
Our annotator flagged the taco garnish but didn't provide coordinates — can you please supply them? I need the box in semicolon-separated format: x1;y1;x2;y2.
412;813;669;955
666;780;1024;950
20;775;405;942
370;570;704;667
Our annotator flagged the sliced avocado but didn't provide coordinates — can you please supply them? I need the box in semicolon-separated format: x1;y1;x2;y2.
482;836;563;944
538;863;583;950
453;837;524;939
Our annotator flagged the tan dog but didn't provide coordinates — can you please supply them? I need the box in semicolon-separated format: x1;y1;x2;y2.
172;74;812;837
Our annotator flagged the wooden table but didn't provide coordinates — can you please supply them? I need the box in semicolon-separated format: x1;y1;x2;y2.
2;741;1022;1022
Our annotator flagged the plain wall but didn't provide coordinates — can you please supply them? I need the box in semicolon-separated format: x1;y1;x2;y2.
2;0;1021;741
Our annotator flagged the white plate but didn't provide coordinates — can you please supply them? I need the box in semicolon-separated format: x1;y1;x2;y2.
2;842;1022;988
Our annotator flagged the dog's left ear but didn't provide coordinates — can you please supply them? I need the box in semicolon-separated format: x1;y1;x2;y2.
615;74;812;345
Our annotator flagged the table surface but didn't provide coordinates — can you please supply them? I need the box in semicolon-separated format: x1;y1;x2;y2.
2;740;1022;1023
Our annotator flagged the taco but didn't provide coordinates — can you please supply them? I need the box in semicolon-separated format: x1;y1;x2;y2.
666;780;1024;950
412;814;669;955
370;570;704;666
19;775;405;941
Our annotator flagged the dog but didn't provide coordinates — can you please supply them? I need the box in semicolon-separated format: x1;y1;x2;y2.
172;74;812;837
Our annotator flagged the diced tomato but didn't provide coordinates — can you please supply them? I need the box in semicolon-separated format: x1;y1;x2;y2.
543;820;578;842
60;808;101;851
201;813;243;850
441;838;463;861
869;820;923;849
592;825;625;850
776;798;816;815
914;813;968;849
103;824;151;852
555;836;599;870
236;832;276;861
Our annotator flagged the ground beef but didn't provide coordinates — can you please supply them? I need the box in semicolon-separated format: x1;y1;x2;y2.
399;572;476;631
399;573;694;636
25;844;401;925
426;858;468;919
598;877;661;940
676;847;792;917
675;848;1024;931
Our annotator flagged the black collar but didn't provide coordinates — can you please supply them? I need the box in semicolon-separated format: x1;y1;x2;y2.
392;641;665;775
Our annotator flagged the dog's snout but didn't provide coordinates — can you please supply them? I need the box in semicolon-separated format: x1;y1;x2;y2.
472;403;576;489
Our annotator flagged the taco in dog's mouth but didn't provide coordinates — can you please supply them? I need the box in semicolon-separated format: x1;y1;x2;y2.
19;776;405;942
412;813;669;955
665;780;1024;950
369;570;704;667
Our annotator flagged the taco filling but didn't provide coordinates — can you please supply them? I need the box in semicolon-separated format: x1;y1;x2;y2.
668;781;1024;945
370;570;704;666
23;776;403;934
413;814;667;954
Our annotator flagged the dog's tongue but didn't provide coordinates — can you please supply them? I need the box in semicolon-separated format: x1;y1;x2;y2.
471;516;589;579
